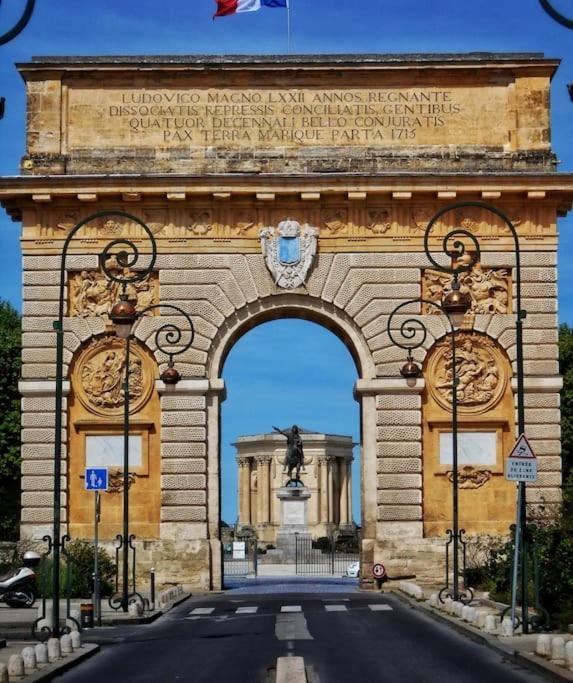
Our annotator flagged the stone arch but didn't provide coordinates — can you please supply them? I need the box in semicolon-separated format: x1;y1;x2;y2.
203;293;375;589
207;293;376;381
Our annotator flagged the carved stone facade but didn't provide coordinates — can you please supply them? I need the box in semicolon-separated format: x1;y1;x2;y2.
422;265;511;316
235;431;355;542
2;54;571;590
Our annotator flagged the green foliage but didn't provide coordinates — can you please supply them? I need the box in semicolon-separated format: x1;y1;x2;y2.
0;301;21;540
38;540;115;599
560;324;573;482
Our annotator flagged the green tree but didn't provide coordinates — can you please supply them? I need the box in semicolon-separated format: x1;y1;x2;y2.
560;323;573;482
0;301;21;540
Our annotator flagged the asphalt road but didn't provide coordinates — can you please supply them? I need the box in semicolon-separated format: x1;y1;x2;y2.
54;585;545;683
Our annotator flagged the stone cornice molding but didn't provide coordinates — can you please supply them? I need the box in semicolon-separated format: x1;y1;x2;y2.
156;378;226;399
354;378;425;398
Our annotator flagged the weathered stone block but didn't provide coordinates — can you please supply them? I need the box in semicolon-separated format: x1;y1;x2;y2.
161;442;206;459
161;427;206;442
376;410;420;426
377;457;422;474
161;459;206;474
377;474;422;490
161;474;206;490
377;505;422;521
161;506;206;522
161;411;206;427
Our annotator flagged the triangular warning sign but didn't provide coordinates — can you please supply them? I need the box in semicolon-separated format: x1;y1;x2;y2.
507;434;536;460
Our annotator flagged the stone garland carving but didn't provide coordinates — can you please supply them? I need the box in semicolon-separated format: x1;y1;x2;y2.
427;333;507;414
422;264;510;315
107;470;137;493
69;267;158;318
186;211;212;236
446;466;492;489
366;209;392;234
75;336;154;417
322;209;347;235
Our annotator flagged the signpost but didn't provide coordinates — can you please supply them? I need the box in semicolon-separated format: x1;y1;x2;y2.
85;468;108;626
505;435;537;632
372;563;386;579
233;541;246;560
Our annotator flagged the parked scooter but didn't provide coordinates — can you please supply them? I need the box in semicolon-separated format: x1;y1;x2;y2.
0;551;41;608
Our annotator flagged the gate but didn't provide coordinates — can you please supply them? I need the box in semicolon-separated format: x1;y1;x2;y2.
222;538;258;579
295;535;359;576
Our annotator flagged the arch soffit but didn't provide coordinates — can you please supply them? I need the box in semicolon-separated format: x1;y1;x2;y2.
207;294;376;380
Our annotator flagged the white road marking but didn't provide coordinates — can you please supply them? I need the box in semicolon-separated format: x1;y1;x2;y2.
325;605;347;612
275;613;313;641
236;606;258;614
281;605;302;613
190;607;215;615
368;604;393;611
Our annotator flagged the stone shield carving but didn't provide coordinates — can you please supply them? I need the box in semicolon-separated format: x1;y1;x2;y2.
259;219;318;289
75;336;154;417
427;333;507;414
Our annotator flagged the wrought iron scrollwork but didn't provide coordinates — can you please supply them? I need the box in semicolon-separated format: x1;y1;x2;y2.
136;303;195;366
539;0;573;28
0;0;35;45
32;535;54;642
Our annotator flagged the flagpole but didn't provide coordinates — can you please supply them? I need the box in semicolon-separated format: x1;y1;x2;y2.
287;0;291;54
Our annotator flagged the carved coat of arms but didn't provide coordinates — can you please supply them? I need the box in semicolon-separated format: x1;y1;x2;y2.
259;219;318;289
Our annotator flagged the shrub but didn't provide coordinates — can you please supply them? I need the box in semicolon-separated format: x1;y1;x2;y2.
37;540;115;599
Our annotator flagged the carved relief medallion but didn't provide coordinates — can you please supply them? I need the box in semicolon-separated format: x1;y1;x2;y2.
259;219;318;289
422;265;510;315
427;333;507;414
367;209;392;235
75;336;154;417
69;268;158;318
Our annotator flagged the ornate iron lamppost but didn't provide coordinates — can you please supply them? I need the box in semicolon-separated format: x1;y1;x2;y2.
387;285;472;603
105;276;194;612
47;211;157;637
421;200;539;631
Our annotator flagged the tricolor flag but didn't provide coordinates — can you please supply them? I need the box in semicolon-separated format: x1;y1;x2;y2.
214;0;288;18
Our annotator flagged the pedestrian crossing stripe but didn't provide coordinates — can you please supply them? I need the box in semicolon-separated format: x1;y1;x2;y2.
187;604;393;616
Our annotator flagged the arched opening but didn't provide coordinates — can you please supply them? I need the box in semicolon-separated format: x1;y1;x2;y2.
219;315;362;580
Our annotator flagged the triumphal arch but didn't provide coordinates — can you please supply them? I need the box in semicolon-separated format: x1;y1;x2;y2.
1;54;572;589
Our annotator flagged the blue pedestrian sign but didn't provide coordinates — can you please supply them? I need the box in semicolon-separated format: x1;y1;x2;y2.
85;468;108;491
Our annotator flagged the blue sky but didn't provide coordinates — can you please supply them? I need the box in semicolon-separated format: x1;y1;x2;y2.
1;0;572;523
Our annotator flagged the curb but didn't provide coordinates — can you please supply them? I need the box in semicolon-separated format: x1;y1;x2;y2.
392;591;573;682
23;643;99;682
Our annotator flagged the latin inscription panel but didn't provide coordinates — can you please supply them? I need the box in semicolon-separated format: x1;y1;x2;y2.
66;86;509;150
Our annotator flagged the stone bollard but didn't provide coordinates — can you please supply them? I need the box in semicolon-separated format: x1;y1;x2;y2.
500;616;514;637
465;606;477;623
38;603;53;631
536;634;552;657
47;637;62;662
461;605;471;622
475;610;488;629
484;615;499;634
445;598;454;614
129;600;144;617
71;631;82;650
35;642;48;665
0;663;7;683
21;646;37;674
429;593;438;608
565;640;573;670
60;633;73;655
68;608;81;631
551;637;566;665
453;601;464;617
8;654;24;678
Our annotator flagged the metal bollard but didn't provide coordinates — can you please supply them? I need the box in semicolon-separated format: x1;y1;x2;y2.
150;568;156;611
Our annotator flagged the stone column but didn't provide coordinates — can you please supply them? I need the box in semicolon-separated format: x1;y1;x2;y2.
237;456;251;525
255;455;271;525
339;457;349;526
346;460;353;524
326;456;334;524
319;455;329;524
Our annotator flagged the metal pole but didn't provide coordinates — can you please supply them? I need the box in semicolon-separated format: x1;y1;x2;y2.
150;568;155;611
287;0;291;54
93;491;101;626
122;336;131;612
52;321;64;637
510;489;521;630
450;326;459;601
516;310;529;632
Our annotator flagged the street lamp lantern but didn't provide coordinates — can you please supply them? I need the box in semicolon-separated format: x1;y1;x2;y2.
110;294;137;339
399;354;422;380
160;361;181;387
441;280;471;328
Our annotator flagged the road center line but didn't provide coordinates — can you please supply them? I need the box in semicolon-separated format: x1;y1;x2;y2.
368;604;393;611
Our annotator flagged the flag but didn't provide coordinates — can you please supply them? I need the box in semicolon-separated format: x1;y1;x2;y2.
214;0;288;18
